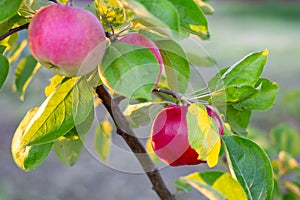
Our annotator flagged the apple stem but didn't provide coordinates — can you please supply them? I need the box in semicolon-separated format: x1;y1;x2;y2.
95;84;176;200
0;23;29;41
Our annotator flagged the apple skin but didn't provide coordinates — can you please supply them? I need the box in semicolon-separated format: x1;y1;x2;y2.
151;105;224;166
28;4;106;77
119;33;163;87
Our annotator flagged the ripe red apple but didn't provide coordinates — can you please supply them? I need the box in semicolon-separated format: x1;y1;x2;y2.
119;33;163;87
28;4;106;77
151;104;224;166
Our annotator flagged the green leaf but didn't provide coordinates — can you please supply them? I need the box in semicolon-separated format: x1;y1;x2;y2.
127;0;180;33
233;78;279;111
14;55;41;101
123;102;164;128
155;39;190;93
187;103;221;167
100;42;160;100
177;171;248;200
54;107;94;166
94;120;113;161
210;85;258;104
209;50;268;91
222;135;274;200
8;40;27;63
11;107;53;171
271;124;300;157
21;77;94;145
168;0;209;39
0;0;23;23
220;105;251;135
0;54;9;90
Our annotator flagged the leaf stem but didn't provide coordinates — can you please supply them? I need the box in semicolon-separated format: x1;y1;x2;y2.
0;23;29;41
95;84;175;200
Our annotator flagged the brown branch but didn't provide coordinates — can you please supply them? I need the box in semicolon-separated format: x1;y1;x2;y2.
0;23;29;41
95;84;175;200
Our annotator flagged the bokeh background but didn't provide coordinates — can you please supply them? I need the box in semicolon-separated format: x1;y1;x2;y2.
1;0;300;199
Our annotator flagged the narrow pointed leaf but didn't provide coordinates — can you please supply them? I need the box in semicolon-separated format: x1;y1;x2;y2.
0;54;9;90
94;120;113;161
222;135;274;200
11;107;53;171
14;55;41;101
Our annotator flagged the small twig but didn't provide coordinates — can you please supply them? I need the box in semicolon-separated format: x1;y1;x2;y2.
0;23;29;41
152;88;191;105
115;95;126;104
95;84;175;200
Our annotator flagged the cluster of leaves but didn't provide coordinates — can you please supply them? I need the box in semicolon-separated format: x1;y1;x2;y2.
0;0;284;199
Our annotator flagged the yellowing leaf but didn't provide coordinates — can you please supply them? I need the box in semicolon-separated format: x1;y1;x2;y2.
213;173;248;200
187;103;221;166
95;120;113;161
95;0;126;29
207;139;221;168
146;137;160;163
177;171;248;200
11;107;53;171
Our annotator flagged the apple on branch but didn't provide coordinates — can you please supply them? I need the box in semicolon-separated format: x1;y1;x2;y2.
28;4;107;77
151;104;224;167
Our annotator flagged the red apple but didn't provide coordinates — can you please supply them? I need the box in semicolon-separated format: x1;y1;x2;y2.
151;104;224;166
28;4;106;77
119;33;163;87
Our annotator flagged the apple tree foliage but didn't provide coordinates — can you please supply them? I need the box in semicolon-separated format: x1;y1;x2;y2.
2;0;299;199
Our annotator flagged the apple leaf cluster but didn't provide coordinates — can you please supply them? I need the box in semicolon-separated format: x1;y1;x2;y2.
0;0;284;199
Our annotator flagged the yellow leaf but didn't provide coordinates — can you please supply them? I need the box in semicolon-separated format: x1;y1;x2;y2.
213;173;248;200
207;139;221;168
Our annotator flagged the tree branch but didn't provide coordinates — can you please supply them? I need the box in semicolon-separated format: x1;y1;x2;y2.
95;84;175;200
0;23;29;41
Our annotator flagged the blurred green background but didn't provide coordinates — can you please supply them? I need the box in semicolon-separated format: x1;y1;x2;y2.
0;0;300;199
